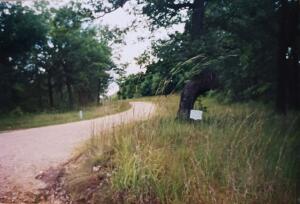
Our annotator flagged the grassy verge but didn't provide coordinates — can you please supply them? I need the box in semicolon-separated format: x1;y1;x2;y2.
66;95;299;204
0;101;131;131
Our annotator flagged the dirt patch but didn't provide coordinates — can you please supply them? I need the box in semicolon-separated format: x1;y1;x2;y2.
0;187;39;203
0;152;161;204
0;161;71;203
43;152;161;204
57;154;113;204
33;154;113;204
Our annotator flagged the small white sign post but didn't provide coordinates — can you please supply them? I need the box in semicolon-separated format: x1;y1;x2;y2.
190;110;203;120
79;110;83;120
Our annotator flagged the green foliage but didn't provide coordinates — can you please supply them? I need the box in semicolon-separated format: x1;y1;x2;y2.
111;96;299;203
0;1;115;112
140;0;190;28
49;5;113;107
117;0;286;105
0;2;48;110
90;0;191;28
68;95;299;203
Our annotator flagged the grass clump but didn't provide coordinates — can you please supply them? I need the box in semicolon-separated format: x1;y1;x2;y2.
0;100;130;131
67;95;299;204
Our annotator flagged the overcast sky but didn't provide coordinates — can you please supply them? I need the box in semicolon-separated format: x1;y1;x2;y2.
25;0;184;96
96;2;184;95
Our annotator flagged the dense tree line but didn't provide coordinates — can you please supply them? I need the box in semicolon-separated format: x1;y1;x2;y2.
0;2;114;112
1;0;299;114
116;0;300;113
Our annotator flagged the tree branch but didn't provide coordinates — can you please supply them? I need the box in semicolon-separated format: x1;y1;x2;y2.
168;2;193;10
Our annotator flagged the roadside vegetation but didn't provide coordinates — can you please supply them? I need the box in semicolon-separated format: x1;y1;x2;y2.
0;2;124;113
0;101;130;131
1;0;299;203
65;95;299;204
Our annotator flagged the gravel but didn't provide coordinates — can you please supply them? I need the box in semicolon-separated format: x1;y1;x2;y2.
0;102;155;201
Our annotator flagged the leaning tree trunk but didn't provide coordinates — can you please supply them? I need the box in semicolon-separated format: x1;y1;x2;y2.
177;80;204;120
177;69;218;120
177;0;207;120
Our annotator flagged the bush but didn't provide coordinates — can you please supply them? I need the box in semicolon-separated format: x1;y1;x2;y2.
10;106;24;117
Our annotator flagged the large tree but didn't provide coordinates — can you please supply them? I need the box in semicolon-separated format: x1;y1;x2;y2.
94;0;207;119
0;2;48;111
276;0;300;113
114;0;300;117
0;2;115;112
48;4;113;108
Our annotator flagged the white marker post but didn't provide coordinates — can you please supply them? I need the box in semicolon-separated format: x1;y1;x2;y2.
190;110;203;121
79;110;83;120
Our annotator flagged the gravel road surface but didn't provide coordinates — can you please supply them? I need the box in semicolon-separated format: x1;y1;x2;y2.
0;102;155;199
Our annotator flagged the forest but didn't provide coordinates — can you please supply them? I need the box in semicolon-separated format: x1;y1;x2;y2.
1;0;299;114
0;1;117;112
0;1;299;203
117;0;300;115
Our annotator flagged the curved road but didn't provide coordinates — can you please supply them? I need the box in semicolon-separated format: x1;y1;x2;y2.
0;102;155;198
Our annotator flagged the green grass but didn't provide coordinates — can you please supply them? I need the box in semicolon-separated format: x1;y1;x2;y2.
66;95;299;204
0;100;131;131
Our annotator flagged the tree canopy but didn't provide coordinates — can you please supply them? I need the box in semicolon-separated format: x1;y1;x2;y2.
0;2;115;112
117;0;300;113
1;0;299;113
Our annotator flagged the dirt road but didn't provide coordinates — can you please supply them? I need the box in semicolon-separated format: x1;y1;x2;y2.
0;102;155;200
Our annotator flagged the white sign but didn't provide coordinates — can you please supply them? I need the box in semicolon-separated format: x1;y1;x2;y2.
190;110;203;120
79;110;83;120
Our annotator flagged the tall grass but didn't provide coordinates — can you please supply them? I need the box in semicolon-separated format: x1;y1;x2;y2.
67;95;299;204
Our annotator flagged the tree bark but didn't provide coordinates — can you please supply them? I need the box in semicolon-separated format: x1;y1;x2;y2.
37;78;43;110
190;0;205;40
97;79;101;105
177;0;206;120
276;0;300;113
65;73;73;108
276;0;288;113
287;1;299;109
47;72;54;108
62;64;74;109
177;69;218;120
66;80;73;109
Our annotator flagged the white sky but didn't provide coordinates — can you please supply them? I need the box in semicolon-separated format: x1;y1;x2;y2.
100;4;184;95
24;0;184;96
